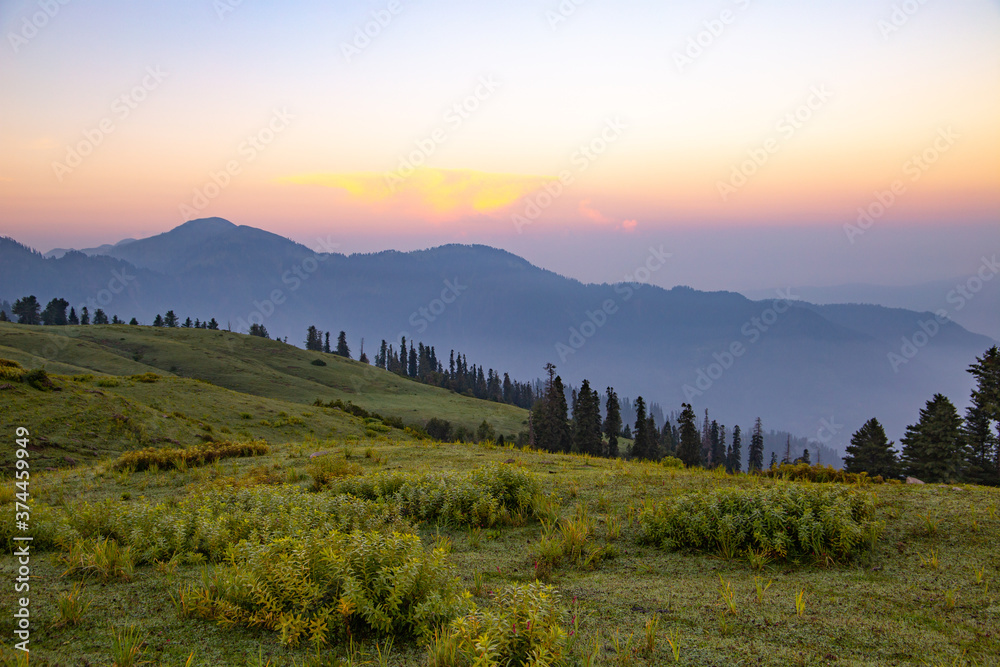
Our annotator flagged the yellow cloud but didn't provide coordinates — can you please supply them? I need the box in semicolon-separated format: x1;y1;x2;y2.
281;168;555;219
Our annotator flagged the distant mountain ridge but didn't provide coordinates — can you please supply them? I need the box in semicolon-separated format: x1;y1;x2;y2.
4;218;995;449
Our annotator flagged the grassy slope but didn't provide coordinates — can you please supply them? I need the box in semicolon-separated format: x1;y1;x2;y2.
0;322;529;436
1;440;998;666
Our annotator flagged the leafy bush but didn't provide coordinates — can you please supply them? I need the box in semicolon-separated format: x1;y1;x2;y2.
662;456;684;469
639;484;882;562
112;440;269;471
762;463;883;484
191;529;469;646
331;463;540;527
310;358;327;366
68;485;407;563
426;582;573;667
24;368;56;390
0;358;25;382
307;455;363;490
129;372;160;383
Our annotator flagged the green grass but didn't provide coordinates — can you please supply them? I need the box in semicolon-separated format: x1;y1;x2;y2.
1;323;999;665
0;322;529;436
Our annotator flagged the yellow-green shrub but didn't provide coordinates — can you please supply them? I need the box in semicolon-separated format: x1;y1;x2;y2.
762;463;883;484
112;440;269;471
193;529;469;646
639;484;882;562
426;582;573;667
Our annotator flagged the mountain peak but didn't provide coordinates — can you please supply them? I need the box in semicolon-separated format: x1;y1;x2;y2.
175;217;236;233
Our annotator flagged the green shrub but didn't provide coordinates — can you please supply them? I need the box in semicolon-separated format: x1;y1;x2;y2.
426;582;573;667
639;484;882;562
762;463;883;484
0;358;25;382
310;358;327;366
307;455;363;490
332;463;540;527
112;440;269;472
662;456;684;469
192;529;469;646
68;485;407;563
129;372;160;383
24;368;55;390
0;501;79;552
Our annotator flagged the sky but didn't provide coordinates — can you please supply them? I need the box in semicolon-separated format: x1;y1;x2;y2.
1;0;998;291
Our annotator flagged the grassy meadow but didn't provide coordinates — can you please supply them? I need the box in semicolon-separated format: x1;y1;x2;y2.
0;325;998;666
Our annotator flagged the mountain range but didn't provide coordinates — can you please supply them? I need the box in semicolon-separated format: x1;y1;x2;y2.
2;217;995;451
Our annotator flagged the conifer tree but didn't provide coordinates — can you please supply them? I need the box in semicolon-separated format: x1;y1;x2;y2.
12;296;41;325
80;306;90;325
336;331;351;358
965;347;1000;485
843;418;900;479
731;425;742;473
129;317;138;326
631;397;650;460
603;387;622;458
164;310;179;327
324;332;331;354
901;394;966;483
93;309;108;324
748;418;764;472
153;314;164;327
676;403;701;467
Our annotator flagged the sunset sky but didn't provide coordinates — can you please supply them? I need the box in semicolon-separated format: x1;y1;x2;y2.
1;0;998;290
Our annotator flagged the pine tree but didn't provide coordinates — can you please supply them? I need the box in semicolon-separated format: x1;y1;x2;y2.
164;310;179;327
701;410;712;465
901;394;966;483
631;397;650;460
336;331;351;358
207;318;219;330
80;306;90;325
183;317;193;328
769;452;778;469
552;376;571;453
572;380;602;457
731;425;742;474
676;403;701;467
603;387;622;458
249;323;269;338
843;418;900;479
710;420;725;468
748;418;764;472
0;310;8;322
41;298;69;325
965;346;1000;486
305;325;322;351
153;314;164;327
129;317;138;326
324;332;331;354
12;296;41;325
725;444;734;473
93;309;108;324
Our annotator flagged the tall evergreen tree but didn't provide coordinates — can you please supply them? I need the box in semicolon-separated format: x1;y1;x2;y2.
701;410;712;465
769;452;778;469
129;317;138;326
80;306;90;325
153;314;164;327
207;318;219;330
603;387;622;458
324;332;332;354
965;346;1000;485
305;325;322;351
67;307;79;325
164;310;179;327
41;298;69;325
731;425;742;474
572;380;603;456
93;309;108;324
183;317;193;328
710;420;725;468
249;323;269;338
631;397;650;460
900;394;966;483
676;403;701;467
725;444;734;473
0;310;8;322
12;296;41;325
748;418;764;472
843;418;900;479
336;331;351;358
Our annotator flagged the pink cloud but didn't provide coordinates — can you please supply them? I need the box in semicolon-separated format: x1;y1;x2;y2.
578;199;611;224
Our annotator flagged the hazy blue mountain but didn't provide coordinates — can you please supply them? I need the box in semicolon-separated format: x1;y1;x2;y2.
44;237;137;260
3;219;995;452
741;279;999;339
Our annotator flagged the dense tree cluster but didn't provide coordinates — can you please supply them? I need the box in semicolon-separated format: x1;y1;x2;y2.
843;346;1000;485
